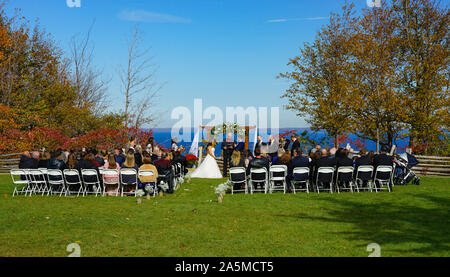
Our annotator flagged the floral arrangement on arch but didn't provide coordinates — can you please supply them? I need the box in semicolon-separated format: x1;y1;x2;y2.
210;123;246;142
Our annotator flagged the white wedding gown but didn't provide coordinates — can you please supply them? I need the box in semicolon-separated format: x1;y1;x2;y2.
191;148;223;179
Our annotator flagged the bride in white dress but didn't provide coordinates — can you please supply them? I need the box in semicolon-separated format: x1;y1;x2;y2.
191;143;223;179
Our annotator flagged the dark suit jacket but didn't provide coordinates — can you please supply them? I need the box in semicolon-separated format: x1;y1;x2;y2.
314;156;337;182
289;156;310;181
336;157;354;168
235;142;245;152
355;155;372;168
19;156;39;169
221;141;235;157
373;153;393;179
76;160;100;183
246;157;270;176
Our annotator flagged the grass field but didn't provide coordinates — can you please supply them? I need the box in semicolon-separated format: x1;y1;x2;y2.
0;174;449;257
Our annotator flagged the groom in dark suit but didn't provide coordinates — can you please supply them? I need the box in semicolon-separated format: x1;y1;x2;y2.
221;133;235;177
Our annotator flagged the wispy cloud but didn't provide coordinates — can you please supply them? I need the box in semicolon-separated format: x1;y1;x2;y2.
118;9;192;24
266;17;329;23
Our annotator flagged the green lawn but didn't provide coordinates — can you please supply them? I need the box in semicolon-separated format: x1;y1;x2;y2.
0;174;449;257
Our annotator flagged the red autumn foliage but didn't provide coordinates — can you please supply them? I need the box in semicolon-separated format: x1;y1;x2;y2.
0;127;154;154
332;133;367;150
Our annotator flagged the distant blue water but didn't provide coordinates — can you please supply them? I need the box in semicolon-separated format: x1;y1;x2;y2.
151;128;409;156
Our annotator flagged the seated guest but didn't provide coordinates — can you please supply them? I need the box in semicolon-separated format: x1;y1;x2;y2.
354;149;373;187
272;150;291;189
38;151;51;168
288;148;310;189
154;151;174;194
134;145;143;168
122;152;139;170
121;152;139;193
246;148;270;190
316;149;337;168
66;153;78;170
48;150;66;170
93;149;105;167
335;148;354;188
76;153;100;187
19;151;39;169
151;146;161;162
272;150;290;166
336;148;354;168
243;149;254;168
289;148;310;174
138;154;159;195
355;149;372;169
271;148;286;165
314;149;337;186
173;150;188;175
114;148;126;167
103;154;121;196
229;150;246;190
231;150;246;168
373;145;394;181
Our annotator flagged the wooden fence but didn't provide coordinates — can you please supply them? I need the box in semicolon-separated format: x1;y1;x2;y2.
411;155;450;177
0;153;21;174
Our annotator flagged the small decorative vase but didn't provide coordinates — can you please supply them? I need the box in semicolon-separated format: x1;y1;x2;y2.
218;195;223;203
146;194;151;200
159;191;164;197
137;198;142;204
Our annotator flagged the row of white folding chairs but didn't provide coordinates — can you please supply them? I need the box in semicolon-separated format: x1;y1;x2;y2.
229;165;394;195
229;166;289;195
308;165;394;194
10;168;158;198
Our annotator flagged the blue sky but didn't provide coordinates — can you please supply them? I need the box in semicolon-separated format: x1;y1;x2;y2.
4;0;370;128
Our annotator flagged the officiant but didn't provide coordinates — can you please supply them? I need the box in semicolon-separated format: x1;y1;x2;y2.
221;133;235;177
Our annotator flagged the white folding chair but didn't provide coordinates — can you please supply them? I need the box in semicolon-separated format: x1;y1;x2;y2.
315;167;335;194
120;168;138;197
63;169;84;197
81;169;102;197
269;165;288;194
374;166;393;193
10;169;30;197
291;167;310;194
101;169;120;196
38;168;50;195
171;165;180;190
335;166;355;193
249;168;268;194
138;170;157;197
229;167;247;194
355;165;374;192
27;169;47;196
47;169;65;196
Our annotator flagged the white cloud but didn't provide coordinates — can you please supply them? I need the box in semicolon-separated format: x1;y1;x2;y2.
266;17;328;23
118;9;192;23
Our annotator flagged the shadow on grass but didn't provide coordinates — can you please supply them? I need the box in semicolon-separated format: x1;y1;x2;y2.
277;193;450;256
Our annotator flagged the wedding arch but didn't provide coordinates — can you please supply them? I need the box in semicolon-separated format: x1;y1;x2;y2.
200;123;256;150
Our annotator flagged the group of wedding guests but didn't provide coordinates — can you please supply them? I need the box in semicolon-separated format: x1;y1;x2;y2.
226;134;394;192
18;137;189;196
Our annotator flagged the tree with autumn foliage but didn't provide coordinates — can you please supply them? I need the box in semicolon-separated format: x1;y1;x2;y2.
280;4;358;148
393;0;449;155
281;0;449;155
0;3;126;144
